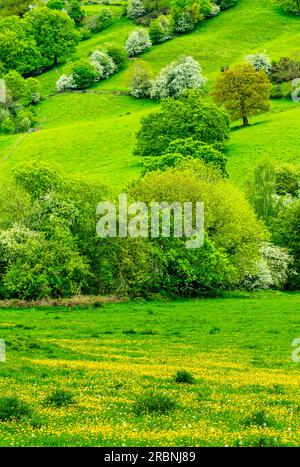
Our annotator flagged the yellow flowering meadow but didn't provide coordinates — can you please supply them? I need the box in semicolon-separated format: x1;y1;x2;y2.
0;293;299;446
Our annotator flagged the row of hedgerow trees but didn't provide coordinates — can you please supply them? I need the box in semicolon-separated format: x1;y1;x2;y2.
0;89;298;300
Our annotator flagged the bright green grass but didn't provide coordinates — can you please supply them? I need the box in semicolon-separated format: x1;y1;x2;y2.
37;17;135;96
0;292;299;446
0;93;157;187
227;99;300;187
1;0;300;188
82;4;125;17
37;0;300;94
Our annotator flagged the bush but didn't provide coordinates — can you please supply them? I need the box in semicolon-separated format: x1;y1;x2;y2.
84;9;113;33
125;29;152;56
134;90;230;157
47;0;65;10
151;55;207;99
0;396;32;421
56;74;76;92
245;52;272;74
69;58;99;89
215;0;237;9
134;391;176;415
90;50;116;79
67;0;85;26
143;139;227;174
275;163;300;197
149;15;174;44
272;199;300;289
242;242;292;291
275;0;300;14
105;43;128;70
127;0;146;19
168;138;227;173
171;0;204;33
129;60;153;98
174;370;195;384
270;81;293;99
44;390;75;408
271;57;300;84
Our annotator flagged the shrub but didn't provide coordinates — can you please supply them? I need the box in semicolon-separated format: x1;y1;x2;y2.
69;58;99;89
149;15;174;44
271;57;300;84
134;90;230;157
105;43;128;70
242;242;292;291
210;3;221;16
47;0;65;10
275;163;300;197
270;81;293;99
215;0;237;9
167;138;227;172
125;29;152;56
67;0;85;26
83;9;113;33
272;199;300;289
127;0;146;19
151;55;207;99
174;370;195;384
43;390;75;408
275;0;300;14
4;71;41;105
143;139;227;174
90;50;116;79
129;60;153;98
134;391;176;415
245;52;272;74
56;74;76;92
171;0;204;33
0;396;32;421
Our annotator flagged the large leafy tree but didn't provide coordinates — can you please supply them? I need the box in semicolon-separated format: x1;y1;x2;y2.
275;0;300;14
24;7;79;67
134;90;230;157
214;63;271;126
0;16;41;74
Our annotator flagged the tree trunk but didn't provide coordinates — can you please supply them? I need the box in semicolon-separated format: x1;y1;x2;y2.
54;54;58;66
242;116;249;127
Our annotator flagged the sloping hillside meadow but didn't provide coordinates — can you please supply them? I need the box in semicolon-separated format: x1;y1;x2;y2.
1;0;300;187
0;0;300;449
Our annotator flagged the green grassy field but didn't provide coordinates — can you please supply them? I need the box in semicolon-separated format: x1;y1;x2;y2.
0;292;299;446
1;0;300;188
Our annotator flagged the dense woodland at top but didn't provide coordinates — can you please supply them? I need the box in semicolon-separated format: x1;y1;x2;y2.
0;0;299;300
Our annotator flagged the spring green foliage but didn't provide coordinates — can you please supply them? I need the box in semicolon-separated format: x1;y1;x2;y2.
134;91;230;157
214;63;271;126
24;7;79;67
272;200;300;289
275;0;300;14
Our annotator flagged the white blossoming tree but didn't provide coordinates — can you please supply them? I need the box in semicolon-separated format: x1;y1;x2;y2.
151;56;207;99
245;52;272;75
125;30;152;57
